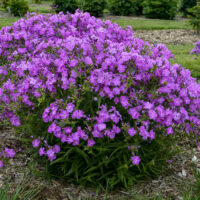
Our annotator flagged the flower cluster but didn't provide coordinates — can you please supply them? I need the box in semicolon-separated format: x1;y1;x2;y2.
191;40;200;55
0;147;16;168
32;137;61;161
0;10;200;168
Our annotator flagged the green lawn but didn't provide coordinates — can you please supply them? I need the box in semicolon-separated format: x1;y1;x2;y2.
110;18;190;30
0;17;189;31
0;15;189;31
29;1;52;13
29;6;52;14
0;17;19;29
167;44;200;79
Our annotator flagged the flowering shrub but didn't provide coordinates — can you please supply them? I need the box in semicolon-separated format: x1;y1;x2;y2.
191;41;200;55
0;11;200;189
0;147;18;168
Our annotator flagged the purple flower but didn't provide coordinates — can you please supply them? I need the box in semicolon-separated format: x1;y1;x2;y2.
59;110;69;119
118;64;126;73
110;114;120;124
139;126;149;140
32;139;40;148
167;127;173;135
131;156;141;165
162;69;170;77
0;161;3;168
5;148;16;158
66;103;75;113
128;108;140;119
72;110;84;119
144;102;153;110
61;134;68;143
173;98;182;106
128;128;136;136
70;59;78;67
120;96;130;108
148;110;157;120
97;123;106;131
39;147;45;156
149;130;155;140
112;125;121;134
53;145;61;153
46;149;56;162
88;139;95;147
191;41;200;55
64;127;72;134
85;56;93;65
10;116;21;127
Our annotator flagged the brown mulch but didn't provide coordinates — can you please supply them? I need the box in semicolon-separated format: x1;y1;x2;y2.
134;30;199;45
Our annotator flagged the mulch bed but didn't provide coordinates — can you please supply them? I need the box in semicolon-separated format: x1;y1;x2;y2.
134;30;199;45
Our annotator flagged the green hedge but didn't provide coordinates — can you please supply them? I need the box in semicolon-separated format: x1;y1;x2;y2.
52;0;78;14
82;0;106;17
179;0;197;16
143;0;178;19
109;0;144;16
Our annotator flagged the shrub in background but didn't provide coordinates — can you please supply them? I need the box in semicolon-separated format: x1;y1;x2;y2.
188;2;200;34
9;0;29;16
143;0;178;19
133;0;144;15
0;11;200;189
52;0;78;14
180;0;197;16
34;0;41;4
109;0;140;16
82;0;106;17
1;0;10;9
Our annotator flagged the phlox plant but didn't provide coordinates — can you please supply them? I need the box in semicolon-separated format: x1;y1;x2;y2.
191;41;200;55
0;11;200;190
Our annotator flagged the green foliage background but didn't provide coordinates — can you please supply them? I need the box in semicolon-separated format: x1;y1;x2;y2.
142;0;178;20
